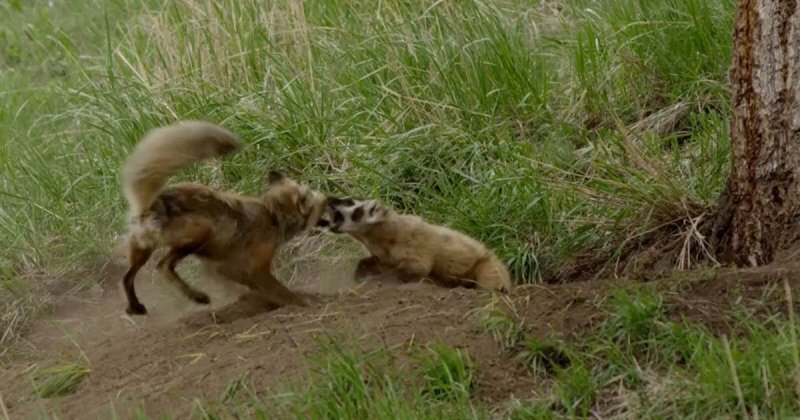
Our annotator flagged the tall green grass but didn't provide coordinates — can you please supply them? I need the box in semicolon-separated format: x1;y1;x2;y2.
0;0;156;348
1;0;735;342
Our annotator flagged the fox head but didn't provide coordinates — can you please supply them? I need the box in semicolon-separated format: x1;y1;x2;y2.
321;197;391;233
264;171;329;232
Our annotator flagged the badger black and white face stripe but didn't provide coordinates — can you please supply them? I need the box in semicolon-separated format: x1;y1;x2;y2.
325;197;387;233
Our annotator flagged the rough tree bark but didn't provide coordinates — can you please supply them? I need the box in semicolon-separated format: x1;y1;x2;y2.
713;0;800;266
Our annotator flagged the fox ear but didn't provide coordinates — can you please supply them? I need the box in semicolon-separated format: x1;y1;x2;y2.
268;171;285;185
298;188;315;213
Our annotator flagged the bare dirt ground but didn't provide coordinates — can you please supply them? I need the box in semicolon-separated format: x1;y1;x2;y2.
0;257;541;419
2;245;800;419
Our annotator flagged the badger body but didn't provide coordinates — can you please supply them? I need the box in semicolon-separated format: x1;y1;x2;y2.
326;198;512;293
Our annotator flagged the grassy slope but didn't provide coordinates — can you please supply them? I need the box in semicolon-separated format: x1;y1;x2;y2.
493;283;800;418
5;0;796;418
0;0;733;333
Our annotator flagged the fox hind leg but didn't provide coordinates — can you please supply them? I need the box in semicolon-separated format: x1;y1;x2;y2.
156;247;211;305
123;244;153;315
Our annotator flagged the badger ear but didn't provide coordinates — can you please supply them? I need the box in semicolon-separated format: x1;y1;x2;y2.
327;196;345;208
365;200;387;223
267;171;285;185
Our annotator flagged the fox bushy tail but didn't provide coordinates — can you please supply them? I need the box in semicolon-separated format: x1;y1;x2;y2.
121;121;241;217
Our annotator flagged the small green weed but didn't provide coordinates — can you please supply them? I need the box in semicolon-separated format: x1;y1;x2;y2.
417;343;475;402
32;362;90;398
469;296;526;351
553;362;598;418
602;287;667;351
507;400;556;420
515;337;572;377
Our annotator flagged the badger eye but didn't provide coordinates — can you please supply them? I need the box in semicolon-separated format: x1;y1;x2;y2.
333;211;344;224
352;206;364;222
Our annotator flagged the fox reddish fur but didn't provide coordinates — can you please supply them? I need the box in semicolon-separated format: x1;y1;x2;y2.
119;121;328;315
323;198;512;293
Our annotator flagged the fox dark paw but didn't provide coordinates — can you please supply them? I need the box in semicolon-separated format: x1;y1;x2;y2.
126;302;148;315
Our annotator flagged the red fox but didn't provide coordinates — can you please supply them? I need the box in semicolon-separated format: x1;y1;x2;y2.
322;197;512;292
119;121;328;315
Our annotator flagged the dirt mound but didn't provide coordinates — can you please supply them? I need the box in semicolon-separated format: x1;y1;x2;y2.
0;261;538;419
667;262;800;333
3;250;800;418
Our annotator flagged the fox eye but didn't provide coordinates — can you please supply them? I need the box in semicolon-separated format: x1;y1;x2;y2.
352;206;364;222
333;211;344;224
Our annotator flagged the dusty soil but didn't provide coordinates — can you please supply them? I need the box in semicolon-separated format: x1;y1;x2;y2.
0;258;540;419
2;246;800;419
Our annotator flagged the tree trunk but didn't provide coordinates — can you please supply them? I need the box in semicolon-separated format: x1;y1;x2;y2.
713;0;800;266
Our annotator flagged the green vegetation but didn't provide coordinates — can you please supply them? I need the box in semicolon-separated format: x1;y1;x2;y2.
486;286;800;418
0;0;736;344
31;361;91;398
469;295;526;351
417;342;475;402
173;339;484;419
